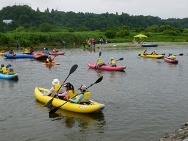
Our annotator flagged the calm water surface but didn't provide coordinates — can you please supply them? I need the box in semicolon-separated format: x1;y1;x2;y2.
0;45;188;141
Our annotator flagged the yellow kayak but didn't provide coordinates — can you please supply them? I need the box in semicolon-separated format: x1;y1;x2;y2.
0;52;4;56
34;87;105;113
139;54;164;59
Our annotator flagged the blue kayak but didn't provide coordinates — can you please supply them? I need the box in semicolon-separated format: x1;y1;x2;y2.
4;53;33;59
0;73;18;80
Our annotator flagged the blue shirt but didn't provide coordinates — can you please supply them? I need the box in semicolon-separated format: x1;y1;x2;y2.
70;93;84;103
45;50;50;55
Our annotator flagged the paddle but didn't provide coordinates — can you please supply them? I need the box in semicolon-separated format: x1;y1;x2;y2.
174;53;183;56
49;76;103;114
99;52;101;57
44;64;78;108
116;58;124;61
52;55;57;61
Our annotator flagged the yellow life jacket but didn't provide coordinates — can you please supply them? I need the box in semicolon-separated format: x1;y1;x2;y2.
1;67;7;74
53;84;62;91
110;60;116;65
80;91;91;103
69;90;76;98
97;60;103;65
46;58;52;63
24;48;29;53
169;55;175;59
7;71;15;75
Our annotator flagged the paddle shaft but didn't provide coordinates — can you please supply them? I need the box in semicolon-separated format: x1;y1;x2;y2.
49;76;103;114
44;64;78;108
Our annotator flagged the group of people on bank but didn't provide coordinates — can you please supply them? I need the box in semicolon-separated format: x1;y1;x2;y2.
45;78;90;104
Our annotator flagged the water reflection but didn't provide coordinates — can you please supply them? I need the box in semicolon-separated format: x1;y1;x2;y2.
49;109;105;129
35;100;106;130
87;68;126;79
0;79;18;90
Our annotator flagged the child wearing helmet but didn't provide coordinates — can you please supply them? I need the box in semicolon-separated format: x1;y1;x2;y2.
7;67;15;75
168;53;176;60
109;57;117;67
69;85;90;104
151;50;157;55
97;57;105;67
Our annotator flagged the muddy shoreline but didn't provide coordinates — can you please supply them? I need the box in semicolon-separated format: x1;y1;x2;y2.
95;42;188;48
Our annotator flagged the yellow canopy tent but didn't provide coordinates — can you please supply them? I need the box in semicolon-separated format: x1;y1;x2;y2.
134;34;147;38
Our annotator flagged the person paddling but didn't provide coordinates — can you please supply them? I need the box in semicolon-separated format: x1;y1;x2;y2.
57;82;75;100
46;55;53;63
109;57;117;67
69;85;90;104
97;57;105;67
47;79;63;97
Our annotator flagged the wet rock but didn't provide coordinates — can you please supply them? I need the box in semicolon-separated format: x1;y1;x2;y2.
159;122;188;141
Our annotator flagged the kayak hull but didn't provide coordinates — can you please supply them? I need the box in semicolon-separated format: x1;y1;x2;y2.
87;62;126;71
41;62;60;65
4;53;33;59
142;43;158;47
33;52;48;61
0;73;18;80
49;51;65;55
34;87;105;113
139;54;164;59
164;57;178;64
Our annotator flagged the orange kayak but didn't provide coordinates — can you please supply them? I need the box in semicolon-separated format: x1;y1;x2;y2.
41;62;60;65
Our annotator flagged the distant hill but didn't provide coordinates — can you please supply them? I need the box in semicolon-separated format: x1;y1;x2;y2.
0;5;188;32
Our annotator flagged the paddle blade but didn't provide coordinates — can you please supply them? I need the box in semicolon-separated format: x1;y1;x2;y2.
63;64;78;82
99;52;101;57
49;106;61;114
118;58;124;61
138;54;141;56
95;76;103;84
44;97;54;108
69;64;78;75
179;53;183;56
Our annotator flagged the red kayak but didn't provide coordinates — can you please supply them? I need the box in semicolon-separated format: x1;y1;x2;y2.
164;57;178;64
49;51;65;55
87;62;126;71
34;52;48;61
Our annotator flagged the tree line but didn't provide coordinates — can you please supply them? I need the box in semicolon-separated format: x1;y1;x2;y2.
0;5;188;48
0;5;188;32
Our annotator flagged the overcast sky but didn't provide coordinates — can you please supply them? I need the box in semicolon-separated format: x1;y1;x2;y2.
0;0;187;19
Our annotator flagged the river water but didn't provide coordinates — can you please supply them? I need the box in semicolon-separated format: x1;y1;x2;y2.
0;45;188;141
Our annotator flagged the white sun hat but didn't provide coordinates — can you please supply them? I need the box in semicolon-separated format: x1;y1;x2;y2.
52;79;60;85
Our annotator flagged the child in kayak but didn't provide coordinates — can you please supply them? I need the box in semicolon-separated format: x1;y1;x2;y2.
97;57;105;67
69;85;90;104
57;82;75;100
46;55;53;63
109;57;117;67
47;79;63;97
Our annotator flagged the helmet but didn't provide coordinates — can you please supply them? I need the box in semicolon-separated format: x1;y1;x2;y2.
78;85;87;90
110;57;114;60
1;64;4;67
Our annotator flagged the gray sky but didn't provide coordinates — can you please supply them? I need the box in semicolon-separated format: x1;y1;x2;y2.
0;0;188;19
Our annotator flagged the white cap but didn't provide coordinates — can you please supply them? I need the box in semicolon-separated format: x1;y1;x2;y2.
52;79;60;85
